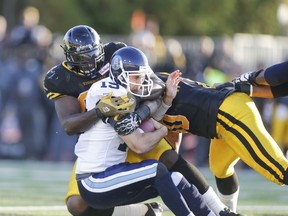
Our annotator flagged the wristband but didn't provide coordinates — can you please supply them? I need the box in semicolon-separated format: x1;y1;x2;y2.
135;104;151;121
152;101;171;121
95;108;104;118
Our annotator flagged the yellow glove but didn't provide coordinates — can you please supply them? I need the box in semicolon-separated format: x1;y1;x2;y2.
95;92;137;117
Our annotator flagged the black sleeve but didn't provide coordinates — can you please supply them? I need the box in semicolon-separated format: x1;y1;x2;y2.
43;67;66;100
264;61;288;86
270;82;288;98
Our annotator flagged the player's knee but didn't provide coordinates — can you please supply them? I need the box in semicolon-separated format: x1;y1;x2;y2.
159;149;179;169
66;195;88;216
210;163;235;179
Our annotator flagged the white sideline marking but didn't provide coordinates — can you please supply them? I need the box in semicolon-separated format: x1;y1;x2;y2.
1;205;288;212
238;205;288;211
162;205;288;212
0;206;67;211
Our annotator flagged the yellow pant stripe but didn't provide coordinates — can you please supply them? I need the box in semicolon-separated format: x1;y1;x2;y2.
217;109;285;184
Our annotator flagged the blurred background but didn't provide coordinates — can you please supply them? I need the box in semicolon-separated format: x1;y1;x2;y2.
0;0;288;167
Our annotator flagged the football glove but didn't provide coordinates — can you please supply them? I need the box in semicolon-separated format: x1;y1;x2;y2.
95;92;137;118
232;69;263;86
215;82;251;95
107;103;151;136
112;113;142;136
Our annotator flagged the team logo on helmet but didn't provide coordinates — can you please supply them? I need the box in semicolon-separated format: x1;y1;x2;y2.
76;44;93;52
111;55;122;71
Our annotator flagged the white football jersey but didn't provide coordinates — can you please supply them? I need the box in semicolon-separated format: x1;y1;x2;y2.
75;77;128;174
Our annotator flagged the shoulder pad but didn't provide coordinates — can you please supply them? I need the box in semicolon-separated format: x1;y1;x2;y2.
43;64;69;100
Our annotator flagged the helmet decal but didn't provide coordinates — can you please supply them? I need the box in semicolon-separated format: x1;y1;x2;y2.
111;55;122;71
76;44;93;52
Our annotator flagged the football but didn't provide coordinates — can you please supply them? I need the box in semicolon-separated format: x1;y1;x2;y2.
139;118;155;132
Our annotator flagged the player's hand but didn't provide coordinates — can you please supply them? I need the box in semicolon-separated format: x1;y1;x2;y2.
164;70;183;105
95;92;137;118
232;69;263;86
112;112;142;136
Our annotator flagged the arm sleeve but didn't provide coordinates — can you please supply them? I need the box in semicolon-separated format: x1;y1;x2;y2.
270;82;288;98
264;61;288;86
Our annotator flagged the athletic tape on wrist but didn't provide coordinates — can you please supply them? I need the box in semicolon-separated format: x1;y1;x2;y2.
152;101;171;121
95;108;103;118
135;104;151;121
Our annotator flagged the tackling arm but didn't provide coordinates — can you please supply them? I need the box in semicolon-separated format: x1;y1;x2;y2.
55;92;135;135
55;96;99;135
120;118;168;154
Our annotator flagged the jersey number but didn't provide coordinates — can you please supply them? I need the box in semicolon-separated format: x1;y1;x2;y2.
78;81;121;112
118;143;128;152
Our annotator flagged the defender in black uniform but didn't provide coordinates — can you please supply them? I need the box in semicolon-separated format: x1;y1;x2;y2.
114;70;288;211
149;72;288;211
44;25;159;216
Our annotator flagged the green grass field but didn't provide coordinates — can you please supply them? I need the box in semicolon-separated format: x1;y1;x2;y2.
0;160;287;216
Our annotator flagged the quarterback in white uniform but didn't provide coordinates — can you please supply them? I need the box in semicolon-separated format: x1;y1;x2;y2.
75;76;129;175
75;46;215;216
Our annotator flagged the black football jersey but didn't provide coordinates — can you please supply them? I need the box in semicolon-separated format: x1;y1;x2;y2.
155;72;235;139
43;42;126;100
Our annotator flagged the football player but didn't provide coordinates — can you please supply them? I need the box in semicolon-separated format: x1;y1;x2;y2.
76;46;215;216
113;70;288;213
44;25;162;216
44;26;240;216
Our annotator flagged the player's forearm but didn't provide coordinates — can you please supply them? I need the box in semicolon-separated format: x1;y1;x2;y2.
250;84;288;98
55;96;99;135
137;96;172;122
152;100;171;121
138;127;167;154
142;99;161;116
162;92;174;106
250;85;274;98
122;126;167;154
61;109;99;135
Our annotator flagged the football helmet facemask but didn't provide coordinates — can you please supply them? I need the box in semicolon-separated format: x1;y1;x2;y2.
62;25;104;78
110;46;154;97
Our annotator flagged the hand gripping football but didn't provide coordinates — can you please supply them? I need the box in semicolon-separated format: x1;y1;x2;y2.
139;118;155;132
